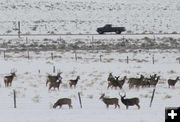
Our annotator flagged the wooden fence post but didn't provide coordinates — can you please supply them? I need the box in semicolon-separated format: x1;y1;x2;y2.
152;55;155;64
74;50;77;61
27;49;30;59
91;36;94;49
18;21;21;38
78;92;82;108
51;53;54;60
126;56;129;64
150;88;156;107
100;55;103;62
26;37;28;44
4;50;6;59
13;90;16;108
53;66;55;73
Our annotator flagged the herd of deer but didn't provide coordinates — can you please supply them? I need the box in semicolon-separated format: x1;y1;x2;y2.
1;71;179;109
107;73;179;89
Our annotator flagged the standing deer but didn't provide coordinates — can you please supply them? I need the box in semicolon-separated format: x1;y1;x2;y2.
69;76;80;88
128;75;144;89
53;98;72;109
49;78;62;91
107;76;120;89
107;76;127;89
4;70;16;87
99;94;120;109
168;77;179;88
119;92;140;109
118;76;127;89
107;73;115;82
149;76;160;87
46;72;62;86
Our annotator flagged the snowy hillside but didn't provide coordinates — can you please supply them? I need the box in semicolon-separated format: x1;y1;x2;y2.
0;0;180;34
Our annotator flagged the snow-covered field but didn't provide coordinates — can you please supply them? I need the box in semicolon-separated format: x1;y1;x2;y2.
0;0;180;122
0;49;180;122
0;0;180;34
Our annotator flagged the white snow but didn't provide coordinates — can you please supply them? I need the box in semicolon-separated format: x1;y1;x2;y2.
0;49;180;122
0;0;180;34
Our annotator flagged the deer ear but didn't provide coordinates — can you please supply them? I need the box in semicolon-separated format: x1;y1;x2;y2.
118;92;122;97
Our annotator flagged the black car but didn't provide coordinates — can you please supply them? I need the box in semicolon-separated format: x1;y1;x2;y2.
97;24;126;34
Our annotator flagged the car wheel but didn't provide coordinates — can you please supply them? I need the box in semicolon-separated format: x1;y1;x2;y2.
98;31;104;34
116;31;121;34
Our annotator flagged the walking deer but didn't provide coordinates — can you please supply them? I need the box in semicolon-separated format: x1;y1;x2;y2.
119;92;140;109
99;94;120;109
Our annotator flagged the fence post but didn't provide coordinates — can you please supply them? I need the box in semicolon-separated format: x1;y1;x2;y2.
51;53;54;60
100;55;103;62
26;37;28;44
152;55;155;64
53;66;56;73
18;21;21;38
126;56;129;64
78;92;82;108
150;88;156;107
4;50;6;59
74;50;77;61
13;90;16;108
91;36;94;49
27;49;30;59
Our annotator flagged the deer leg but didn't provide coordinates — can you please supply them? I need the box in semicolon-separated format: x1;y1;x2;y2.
115;104;117;109
136;104;140;109
46;80;49;86
107;84;111;89
49;86;52;91
69;104;73;109
106;104;109;108
126;106;128;109
118;104;120;108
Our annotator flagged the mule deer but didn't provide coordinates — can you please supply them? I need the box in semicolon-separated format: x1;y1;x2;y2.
128;75;144;89
107;76;120;89
107;73;115;82
168;77;179;88
118;76;127;89
119;92;140;109
99;94;120;109
69;76;80;88
49;79;62;91
107;76;126;89
46;72;62;86
149;76;160;87
53;98;72;109
4;70;17;87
